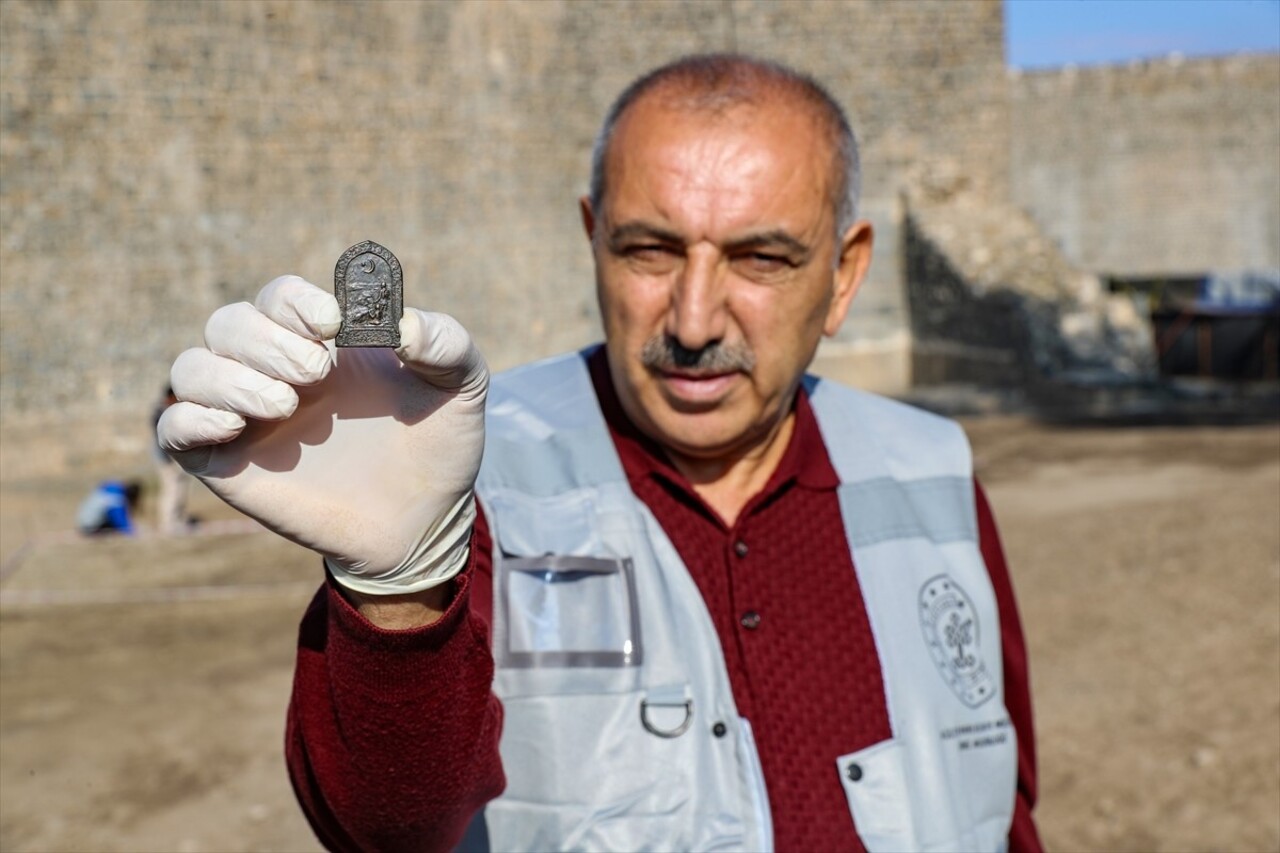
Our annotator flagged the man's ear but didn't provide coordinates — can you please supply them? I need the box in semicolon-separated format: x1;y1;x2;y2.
824;220;874;337
579;195;597;244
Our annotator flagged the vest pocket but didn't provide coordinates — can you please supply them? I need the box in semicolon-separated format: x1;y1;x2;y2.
498;555;642;669
486;489;644;673
486;689;746;853
836;740;916;852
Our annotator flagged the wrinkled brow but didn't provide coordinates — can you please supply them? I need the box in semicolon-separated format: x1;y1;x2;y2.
604;221;684;248
725;229;811;258
606;222;811;258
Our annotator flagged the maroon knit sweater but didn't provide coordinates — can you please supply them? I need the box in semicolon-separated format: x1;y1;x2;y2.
286;349;1042;852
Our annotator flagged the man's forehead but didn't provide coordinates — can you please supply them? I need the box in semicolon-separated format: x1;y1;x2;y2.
620;94;812;160
603;94;834;230
616;85;822;142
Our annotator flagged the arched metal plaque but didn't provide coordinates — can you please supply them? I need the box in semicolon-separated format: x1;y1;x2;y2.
335;240;403;347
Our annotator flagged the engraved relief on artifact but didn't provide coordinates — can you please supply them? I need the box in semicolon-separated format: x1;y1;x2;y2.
335;240;403;347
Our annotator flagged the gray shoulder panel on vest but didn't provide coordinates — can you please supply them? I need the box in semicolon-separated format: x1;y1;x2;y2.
804;375;972;483
839;476;977;547
805;375;977;545
482;348;625;495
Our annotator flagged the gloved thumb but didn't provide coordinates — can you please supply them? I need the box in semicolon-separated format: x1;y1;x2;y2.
395;309;488;396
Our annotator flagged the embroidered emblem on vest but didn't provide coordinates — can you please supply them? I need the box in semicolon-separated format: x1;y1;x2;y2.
919;575;996;707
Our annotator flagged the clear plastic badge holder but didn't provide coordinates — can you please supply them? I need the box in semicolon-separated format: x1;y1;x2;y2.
500;555;642;668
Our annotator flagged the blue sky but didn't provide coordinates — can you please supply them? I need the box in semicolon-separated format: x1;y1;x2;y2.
1005;0;1280;68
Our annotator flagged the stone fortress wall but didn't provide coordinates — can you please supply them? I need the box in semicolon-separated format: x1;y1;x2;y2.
1;0;1276;479
1011;53;1280;277
1;0;1006;478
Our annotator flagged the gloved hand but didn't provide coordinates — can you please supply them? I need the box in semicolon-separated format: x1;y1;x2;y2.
158;275;487;596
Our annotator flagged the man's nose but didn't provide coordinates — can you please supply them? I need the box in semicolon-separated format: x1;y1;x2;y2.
667;249;728;351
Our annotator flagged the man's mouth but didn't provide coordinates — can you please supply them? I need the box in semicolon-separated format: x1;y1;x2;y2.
637;337;755;407
658;369;740;403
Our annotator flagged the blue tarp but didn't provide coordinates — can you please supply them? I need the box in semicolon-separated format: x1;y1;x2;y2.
1199;269;1280;313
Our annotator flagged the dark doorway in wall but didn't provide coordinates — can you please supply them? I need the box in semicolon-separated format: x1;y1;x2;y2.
1109;274;1280;381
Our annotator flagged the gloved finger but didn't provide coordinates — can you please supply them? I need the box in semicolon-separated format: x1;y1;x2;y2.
157;400;246;454
204;301;334;386
254;275;342;341
171;348;299;421
396;309;489;395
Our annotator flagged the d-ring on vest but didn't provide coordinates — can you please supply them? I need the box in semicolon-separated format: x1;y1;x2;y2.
470;348;1017;853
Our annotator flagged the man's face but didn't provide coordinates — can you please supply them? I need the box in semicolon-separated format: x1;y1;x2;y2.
583;93;872;463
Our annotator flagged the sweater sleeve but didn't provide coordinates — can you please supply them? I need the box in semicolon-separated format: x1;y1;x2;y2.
285;509;504;853
976;479;1043;853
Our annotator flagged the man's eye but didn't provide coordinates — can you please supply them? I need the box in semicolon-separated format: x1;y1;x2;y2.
620;244;679;270
627;245;671;259
736;253;791;275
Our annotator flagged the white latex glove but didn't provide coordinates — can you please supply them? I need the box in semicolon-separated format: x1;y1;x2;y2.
158;275;487;595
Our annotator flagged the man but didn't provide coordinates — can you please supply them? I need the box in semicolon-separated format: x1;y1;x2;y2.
152;384;192;534
160;55;1040;852
76;479;141;535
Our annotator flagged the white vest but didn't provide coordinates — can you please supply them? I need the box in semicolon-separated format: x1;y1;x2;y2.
469;350;1018;852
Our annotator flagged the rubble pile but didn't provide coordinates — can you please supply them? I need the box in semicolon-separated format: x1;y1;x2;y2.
904;161;1157;384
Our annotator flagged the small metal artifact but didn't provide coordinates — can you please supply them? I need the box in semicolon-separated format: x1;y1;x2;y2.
335;240;403;347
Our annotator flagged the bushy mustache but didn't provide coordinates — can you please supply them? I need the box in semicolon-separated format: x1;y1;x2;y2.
639;336;756;374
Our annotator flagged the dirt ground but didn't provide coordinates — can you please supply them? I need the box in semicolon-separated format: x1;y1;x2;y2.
1;416;1277;852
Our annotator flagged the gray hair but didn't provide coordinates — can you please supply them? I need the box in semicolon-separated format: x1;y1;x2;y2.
588;53;862;239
